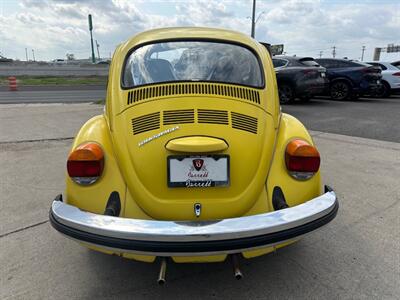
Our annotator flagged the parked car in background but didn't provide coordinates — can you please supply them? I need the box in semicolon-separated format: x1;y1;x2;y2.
96;60;110;65
0;55;13;63
392;61;400;68
51;59;68;65
365;61;400;97
315;58;382;100
272;56;327;103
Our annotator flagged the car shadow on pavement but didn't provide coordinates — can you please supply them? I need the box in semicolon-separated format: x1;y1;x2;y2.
315;96;396;104
346;97;397;103
281;100;330;107
285;97;398;105
81;241;338;299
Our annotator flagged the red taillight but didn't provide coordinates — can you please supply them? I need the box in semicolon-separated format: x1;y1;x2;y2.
302;69;317;75
285;139;320;180
67;160;103;177
286;156;320;172
392;72;400;77
67;142;104;185
363;67;380;74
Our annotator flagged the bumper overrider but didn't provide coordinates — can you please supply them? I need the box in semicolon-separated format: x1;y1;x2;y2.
49;186;338;256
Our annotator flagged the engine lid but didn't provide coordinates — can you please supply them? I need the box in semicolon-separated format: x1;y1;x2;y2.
111;96;276;220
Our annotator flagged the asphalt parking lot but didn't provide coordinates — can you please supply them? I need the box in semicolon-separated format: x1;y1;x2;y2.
283;95;400;143
1;100;399;299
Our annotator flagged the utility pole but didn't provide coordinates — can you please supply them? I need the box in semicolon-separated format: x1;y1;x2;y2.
88;14;96;63
319;51;323;58
25;48;28;61
95;40;100;60
361;46;366;61
332;46;336;58
32;49;35;62
251;0;256;38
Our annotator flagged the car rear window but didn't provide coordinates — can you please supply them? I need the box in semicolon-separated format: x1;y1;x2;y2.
316;59;364;68
367;62;387;70
299;58;320;67
352;61;372;67
316;59;336;68
336;60;360;68
123;41;263;88
272;58;287;68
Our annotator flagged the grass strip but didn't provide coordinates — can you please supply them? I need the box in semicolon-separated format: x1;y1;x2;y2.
0;76;107;86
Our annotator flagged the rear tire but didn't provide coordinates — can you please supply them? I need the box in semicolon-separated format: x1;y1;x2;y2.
374;81;391;98
279;84;295;104
330;81;351;100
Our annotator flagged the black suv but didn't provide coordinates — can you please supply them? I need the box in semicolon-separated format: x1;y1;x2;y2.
315;58;382;100
272;56;327;103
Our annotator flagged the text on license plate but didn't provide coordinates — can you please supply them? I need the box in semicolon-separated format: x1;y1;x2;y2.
167;155;229;188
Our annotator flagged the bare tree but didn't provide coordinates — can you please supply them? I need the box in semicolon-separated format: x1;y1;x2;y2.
66;53;75;61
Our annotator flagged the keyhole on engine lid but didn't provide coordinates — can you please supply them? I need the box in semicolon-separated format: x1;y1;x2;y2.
194;203;201;217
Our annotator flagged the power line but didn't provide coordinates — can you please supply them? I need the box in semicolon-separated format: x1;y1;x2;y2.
286;46;330;52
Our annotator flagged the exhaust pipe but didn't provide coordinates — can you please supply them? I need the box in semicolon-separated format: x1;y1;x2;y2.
231;254;243;280
157;257;167;285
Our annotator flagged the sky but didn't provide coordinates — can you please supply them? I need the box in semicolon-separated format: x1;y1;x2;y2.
0;0;399;62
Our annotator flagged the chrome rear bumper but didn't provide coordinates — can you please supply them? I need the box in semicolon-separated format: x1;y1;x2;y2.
49;187;338;256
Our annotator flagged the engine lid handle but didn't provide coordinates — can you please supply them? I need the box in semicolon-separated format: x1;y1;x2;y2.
165;136;228;153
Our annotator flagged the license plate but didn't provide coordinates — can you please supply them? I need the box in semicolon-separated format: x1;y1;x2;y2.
167;155;229;188
321;72;326;77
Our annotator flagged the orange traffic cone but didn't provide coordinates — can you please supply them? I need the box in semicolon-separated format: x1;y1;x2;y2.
8;76;17;91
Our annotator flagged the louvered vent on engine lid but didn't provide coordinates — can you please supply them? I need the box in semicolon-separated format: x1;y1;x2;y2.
163;109;195;125
127;83;261;105
198;109;229;125
231;112;258;134
131;110;258;136
131;112;160;135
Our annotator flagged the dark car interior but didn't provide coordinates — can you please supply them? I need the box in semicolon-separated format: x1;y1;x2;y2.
145;59;177;82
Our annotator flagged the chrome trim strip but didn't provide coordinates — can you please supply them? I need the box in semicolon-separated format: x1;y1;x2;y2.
51;191;337;243
138;126;179;147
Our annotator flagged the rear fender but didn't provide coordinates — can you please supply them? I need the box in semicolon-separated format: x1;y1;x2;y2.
266;113;322;208
65;115;130;216
276;77;295;88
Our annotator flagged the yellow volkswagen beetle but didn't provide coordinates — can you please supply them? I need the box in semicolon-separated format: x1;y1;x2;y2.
49;27;338;283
